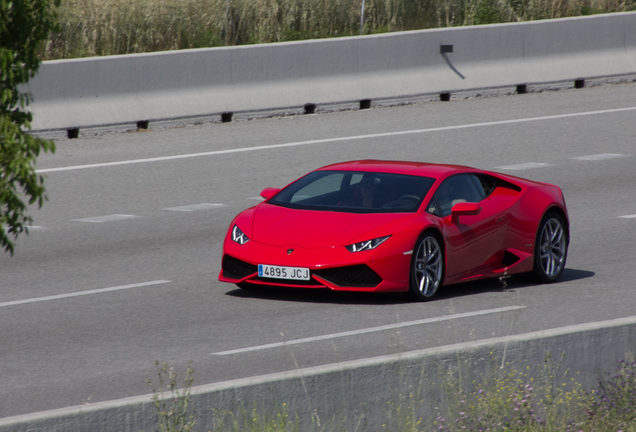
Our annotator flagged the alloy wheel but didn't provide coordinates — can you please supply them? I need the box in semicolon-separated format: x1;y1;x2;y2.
413;235;443;297
539;218;567;278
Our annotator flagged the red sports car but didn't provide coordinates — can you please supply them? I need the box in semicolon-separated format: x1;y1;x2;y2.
219;160;569;301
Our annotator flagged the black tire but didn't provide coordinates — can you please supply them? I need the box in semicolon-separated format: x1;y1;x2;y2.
408;232;445;301
532;211;568;283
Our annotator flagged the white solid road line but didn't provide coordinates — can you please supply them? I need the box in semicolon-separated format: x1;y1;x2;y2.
36;106;636;174
211;305;526;355
618;214;636;219
0;280;171;308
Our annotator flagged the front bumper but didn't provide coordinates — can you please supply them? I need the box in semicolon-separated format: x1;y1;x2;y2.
218;238;411;292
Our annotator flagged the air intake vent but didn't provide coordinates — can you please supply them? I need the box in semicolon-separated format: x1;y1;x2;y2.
502;250;520;267
314;265;382;287
222;255;257;279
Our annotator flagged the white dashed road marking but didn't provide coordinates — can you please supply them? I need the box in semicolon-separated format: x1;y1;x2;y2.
572;153;627;161
71;214;139;223
495;163;553;171
211;306;526;355
618;214;636;219
2;225;47;231
0;280;171;308
163;203;226;212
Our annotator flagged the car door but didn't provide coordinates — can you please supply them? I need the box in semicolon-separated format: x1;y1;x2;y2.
428;174;509;280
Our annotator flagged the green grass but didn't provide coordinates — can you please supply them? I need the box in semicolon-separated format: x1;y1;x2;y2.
42;0;636;60
426;355;636;432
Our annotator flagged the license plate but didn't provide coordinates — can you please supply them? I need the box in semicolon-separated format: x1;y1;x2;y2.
258;264;310;281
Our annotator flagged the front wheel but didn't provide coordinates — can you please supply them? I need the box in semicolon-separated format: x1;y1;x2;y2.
409;233;444;301
532;212;568;283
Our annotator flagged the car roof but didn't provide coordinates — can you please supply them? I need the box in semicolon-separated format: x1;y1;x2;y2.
317;160;478;179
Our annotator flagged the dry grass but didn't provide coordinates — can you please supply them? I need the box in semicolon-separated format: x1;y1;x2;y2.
42;0;636;59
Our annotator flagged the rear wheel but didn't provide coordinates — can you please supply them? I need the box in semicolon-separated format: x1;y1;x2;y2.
409;233;444;301
532;212;568;283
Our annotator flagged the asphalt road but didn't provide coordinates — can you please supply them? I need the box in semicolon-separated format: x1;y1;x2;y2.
1;83;635;419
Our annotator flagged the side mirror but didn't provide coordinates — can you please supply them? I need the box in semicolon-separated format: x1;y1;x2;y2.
260;187;280;200
451;202;481;221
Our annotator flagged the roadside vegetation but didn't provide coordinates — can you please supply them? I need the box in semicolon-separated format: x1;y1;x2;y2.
148;360;197;432
43;0;636;60
152;355;636;432
1;0;58;254
432;357;636;432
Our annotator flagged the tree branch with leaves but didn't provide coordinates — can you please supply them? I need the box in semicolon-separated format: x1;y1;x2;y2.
1;0;59;254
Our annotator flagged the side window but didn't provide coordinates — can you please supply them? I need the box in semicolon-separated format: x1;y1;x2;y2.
427;197;442;217
476;175;497;198
468;175;487;201
432;174;485;217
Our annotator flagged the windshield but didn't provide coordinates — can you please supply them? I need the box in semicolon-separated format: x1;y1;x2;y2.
269;170;435;213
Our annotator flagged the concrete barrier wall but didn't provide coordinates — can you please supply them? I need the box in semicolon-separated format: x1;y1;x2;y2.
2;316;636;432
23;13;636;133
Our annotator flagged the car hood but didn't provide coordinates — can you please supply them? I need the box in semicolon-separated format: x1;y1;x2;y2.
251;203;408;248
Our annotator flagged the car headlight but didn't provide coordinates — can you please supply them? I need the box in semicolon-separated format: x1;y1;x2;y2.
345;235;391;252
231;225;250;245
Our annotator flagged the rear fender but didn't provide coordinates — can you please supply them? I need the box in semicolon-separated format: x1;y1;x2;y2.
506;186;568;253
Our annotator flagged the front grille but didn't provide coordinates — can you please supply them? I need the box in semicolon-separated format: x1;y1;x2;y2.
313;265;382;287
222;255;257;279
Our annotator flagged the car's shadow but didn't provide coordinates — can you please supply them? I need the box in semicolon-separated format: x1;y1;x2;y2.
436;268;596;300
225;285;408;305
557;268;596;283
224;268;595;305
